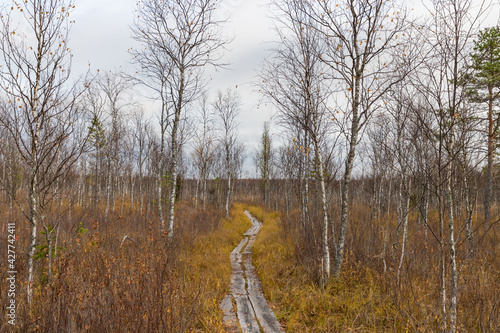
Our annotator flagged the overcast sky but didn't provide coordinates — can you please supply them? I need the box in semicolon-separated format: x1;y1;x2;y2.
70;0;276;176
68;0;499;176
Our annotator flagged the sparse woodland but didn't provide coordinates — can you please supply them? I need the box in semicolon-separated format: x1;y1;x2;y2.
0;0;499;332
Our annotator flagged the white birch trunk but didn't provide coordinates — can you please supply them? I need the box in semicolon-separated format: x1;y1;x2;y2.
167;158;178;239
139;174;143;215
112;175;117;213
333;67;361;276
157;173;164;229
397;176;411;285
27;171;38;306
167;70;184;240
7;144;13;218
333;129;358;275
447;137;458;333
195;177;199;209
225;172;231;220
314;138;330;283
130;175;134;212
439;201;447;332
423;176;430;238
120;177;125;216
105;158;112;223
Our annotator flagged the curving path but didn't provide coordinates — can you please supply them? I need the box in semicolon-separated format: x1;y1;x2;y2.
220;210;284;333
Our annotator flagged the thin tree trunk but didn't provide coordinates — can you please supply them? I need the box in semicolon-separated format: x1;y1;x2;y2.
195;177;199;209
27;170;38;306
112;175;117;213
167;70;184;240
55;223;60;272
436;126;447;332
299;167;306;229
439;200;447;332
203;177;207;210
302;133;311;239
333;126;358;275
447;136;458;333
94;152;99;209
120;177;125;216
485;86;494;226
424;176;430;238
463;153;474;253
1;148;5;204
158;89;167;230
374;174;383;220
77;173;82;211
68;194;72;224
97;158;102;206
146;177;151;221
27;58;42;305
333;65;361;275
130;174;134;213
225;173;231;219
285;177;290;217
381;175;392;272
7;143;13;218
105;158;112;223
167;154;179;239
46;219;54;282
397;176;411;285
314;137;330;284
157;173;164;227
304;161;313;245
139;172;143;215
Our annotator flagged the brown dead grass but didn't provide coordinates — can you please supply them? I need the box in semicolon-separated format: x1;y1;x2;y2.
247;205;403;332
0;201;251;332
247;202;500;332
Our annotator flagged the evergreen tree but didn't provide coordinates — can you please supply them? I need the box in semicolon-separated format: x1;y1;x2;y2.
469;26;500;224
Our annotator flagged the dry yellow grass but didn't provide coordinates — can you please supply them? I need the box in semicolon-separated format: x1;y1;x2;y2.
3;202;253;332
179;202;252;331
248;205;404;332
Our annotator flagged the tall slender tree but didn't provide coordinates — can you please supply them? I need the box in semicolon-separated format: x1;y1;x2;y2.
99;71;132;223
0;0;89;304
131;0;230;239
132;108;151;215
412;1;487;330
257;121;273;205
306;0;412;276
213;89;241;219
192;93;216;210
467;26;500;225
260;0;335;282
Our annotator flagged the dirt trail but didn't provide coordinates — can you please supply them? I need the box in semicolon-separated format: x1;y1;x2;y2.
220;210;284;333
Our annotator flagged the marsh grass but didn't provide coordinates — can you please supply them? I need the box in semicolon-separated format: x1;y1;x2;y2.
0;202;251;332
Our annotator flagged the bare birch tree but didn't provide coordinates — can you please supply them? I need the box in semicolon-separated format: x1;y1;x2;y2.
257;121;273;205
412;0;487;330
131;0;229;239
0;0;89;304
213;89;241;219
260;0;335;283
98;71;133;223
192;92;216;210
132;108;151;215
306;0;413;276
